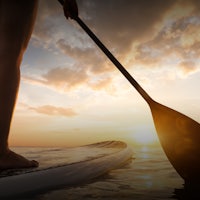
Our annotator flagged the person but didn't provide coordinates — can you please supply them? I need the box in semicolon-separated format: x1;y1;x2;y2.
0;0;78;170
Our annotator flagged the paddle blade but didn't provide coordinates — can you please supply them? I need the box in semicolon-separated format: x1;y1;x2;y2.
149;100;200;183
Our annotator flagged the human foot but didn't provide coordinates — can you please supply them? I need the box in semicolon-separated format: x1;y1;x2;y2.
0;150;39;170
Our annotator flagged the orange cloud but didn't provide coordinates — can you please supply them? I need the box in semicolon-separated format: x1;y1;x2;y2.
178;61;198;76
89;77;113;91
22;67;115;92
29;105;77;117
42;66;88;90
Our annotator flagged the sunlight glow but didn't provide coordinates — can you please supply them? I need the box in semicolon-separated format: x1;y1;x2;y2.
131;131;158;145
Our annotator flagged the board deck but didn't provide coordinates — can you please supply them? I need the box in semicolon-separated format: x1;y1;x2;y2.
0;141;133;198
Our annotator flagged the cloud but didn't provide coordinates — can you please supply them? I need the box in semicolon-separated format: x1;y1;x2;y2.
32;0;64;45
78;0;176;53
42;66;88;90
22;66;115;92
88;77;113;91
28;0;200;87
180;23;200;48
22;75;46;86
178;61;198;76
56;39;112;74
132;10;200;77
32;0;178;66
29;105;77;117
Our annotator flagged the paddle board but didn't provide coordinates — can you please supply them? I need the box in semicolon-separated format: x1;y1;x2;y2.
0;141;133;198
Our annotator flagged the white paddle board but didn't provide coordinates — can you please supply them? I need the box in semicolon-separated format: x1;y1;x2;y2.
0;141;133;198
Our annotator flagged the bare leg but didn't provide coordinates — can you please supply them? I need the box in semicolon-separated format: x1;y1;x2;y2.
0;0;39;169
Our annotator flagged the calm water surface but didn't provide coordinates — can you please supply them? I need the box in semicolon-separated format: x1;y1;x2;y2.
12;144;196;200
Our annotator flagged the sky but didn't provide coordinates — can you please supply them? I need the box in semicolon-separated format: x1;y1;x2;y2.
9;0;200;147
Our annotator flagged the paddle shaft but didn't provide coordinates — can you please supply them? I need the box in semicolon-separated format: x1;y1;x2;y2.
58;0;152;103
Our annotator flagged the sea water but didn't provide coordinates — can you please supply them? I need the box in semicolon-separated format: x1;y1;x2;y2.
11;144;188;200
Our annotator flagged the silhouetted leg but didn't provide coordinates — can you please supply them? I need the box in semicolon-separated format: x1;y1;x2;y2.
0;0;39;169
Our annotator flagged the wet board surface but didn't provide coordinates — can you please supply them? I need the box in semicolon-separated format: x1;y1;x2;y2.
0;141;133;198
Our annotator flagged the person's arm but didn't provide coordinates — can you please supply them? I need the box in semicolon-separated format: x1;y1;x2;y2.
61;0;78;19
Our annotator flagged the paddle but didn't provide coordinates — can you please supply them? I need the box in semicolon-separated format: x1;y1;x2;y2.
58;0;200;184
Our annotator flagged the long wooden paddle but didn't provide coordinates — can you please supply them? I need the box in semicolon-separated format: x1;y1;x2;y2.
58;0;200;184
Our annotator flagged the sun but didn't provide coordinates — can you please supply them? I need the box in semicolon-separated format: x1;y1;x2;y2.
131;131;158;145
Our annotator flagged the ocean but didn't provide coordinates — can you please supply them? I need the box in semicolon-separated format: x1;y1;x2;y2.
7;144;194;200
